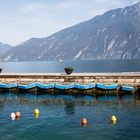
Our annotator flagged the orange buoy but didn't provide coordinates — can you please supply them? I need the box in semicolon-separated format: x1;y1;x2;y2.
16;112;21;118
16;117;21;121
81;117;87;126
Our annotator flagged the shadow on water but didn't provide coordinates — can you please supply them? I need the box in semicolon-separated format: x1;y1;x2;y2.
64;100;75;115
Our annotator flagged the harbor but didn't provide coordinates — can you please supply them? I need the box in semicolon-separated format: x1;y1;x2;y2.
0;72;140;95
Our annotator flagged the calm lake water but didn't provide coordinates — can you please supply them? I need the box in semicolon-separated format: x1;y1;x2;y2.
0;93;140;140
0;60;140;140
0;59;140;73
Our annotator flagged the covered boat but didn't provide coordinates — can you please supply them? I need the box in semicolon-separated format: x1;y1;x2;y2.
44;83;55;89
74;83;95;90
96;83;118;90
0;83;17;92
18;83;36;93
55;83;74;90
121;85;134;92
35;83;55;94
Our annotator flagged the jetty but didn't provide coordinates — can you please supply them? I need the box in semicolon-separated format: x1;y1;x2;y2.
0;72;140;83
0;72;140;95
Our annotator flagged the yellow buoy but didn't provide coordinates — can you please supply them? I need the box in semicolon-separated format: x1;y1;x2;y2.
111;115;117;122
112;120;117;125
35;113;39;119
34;108;39;115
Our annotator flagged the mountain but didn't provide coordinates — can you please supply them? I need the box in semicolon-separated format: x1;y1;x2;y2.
1;2;140;61
0;43;12;56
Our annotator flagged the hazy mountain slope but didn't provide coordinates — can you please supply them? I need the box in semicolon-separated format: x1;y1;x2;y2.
0;42;12;56
1;2;140;61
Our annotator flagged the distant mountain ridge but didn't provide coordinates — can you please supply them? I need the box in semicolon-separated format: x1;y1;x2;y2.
1;2;140;61
0;43;12;56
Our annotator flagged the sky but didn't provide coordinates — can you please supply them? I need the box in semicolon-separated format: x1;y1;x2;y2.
0;0;139;46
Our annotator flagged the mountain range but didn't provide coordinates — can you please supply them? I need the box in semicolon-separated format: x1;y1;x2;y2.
0;2;140;61
0;43;12;56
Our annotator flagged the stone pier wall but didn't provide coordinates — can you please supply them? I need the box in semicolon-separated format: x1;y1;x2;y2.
0;73;140;86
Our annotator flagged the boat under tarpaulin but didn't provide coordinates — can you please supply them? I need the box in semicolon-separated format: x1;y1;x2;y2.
74;83;95;90
96;83;118;90
73;83;95;95
55;83;74;90
120;85;134;92
0;83;17;91
18;83;36;93
95;83;119;96
35;83;55;94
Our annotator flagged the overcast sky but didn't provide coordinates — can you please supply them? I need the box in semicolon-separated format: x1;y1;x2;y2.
0;0;139;45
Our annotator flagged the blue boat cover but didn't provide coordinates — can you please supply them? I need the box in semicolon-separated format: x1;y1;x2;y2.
0;83;17;89
18;83;36;90
8;83;17;88
0;83;9;88
44;83;55;89
121;85;134;92
74;83;95;90
55;83;74;90
35;82;45;89
96;83;118;90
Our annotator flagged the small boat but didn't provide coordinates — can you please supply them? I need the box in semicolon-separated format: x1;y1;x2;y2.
44;83;55;89
35;83;55;93
0;83;9;89
74;83;95;90
96;83;118;90
0;83;17;92
18;83;36;93
35;82;45;89
55;83;74;90
121;85;134;92
8;83;18;89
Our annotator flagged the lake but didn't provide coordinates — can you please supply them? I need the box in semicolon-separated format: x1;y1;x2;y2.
0;60;140;140
0;59;140;73
0;93;140;140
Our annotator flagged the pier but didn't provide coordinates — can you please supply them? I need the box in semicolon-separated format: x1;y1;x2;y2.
0;72;140;95
0;72;140;84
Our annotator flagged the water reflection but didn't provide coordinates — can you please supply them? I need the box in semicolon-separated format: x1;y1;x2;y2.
64;100;75;115
0;92;139;107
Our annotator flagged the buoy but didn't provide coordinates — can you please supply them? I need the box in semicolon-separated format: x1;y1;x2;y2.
16;112;21;118
34;108;39;115
81;118;87;126
16;117;20;121
112;120;117;125
10;112;15;120
111;115;117;122
35;113;39;119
